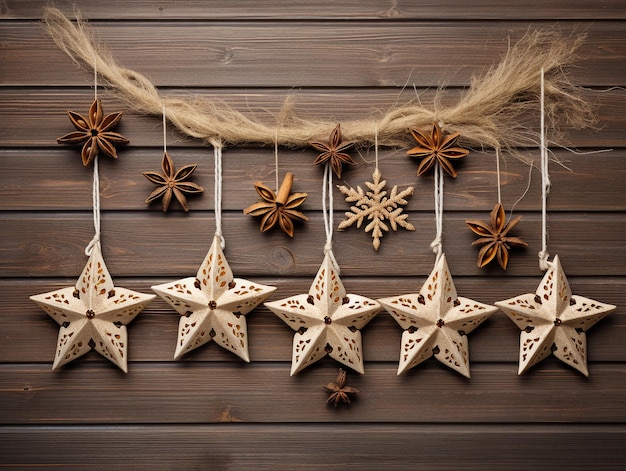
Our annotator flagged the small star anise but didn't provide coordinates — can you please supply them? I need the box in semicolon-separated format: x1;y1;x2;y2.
323;368;359;407
57;98;129;166
143;151;204;212
407;122;469;178
310;123;355;178
243;172;308;237
466;203;528;269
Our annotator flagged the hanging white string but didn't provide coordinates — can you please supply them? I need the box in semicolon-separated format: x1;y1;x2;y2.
162;105;167;154
212;140;225;249
322;162;339;272
538;67;552;271
93;57;98;101
374;125;379;170
430;163;444;263
85;156;102;256
274;129;279;192
495;146;502;205
85;56;101;256
510;163;533;215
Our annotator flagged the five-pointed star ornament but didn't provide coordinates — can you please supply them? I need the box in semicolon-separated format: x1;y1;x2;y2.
378;254;498;377
265;253;381;375
29;243;155;372
151;235;276;361
495;255;615;376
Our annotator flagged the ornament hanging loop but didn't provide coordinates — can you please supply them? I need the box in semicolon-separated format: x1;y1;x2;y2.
85;54;101;256
210;139;226;250
322;162;339;273
431;163;444;264
538;67;552;271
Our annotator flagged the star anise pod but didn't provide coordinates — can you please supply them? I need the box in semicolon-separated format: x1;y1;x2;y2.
57;98;129;166
243;172;308;237
323;368;359;407
310;123;355;178
466;203;528;269
143;151;204;212
407;122;469;178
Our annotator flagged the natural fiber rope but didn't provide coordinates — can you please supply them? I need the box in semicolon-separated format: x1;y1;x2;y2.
43;8;595;155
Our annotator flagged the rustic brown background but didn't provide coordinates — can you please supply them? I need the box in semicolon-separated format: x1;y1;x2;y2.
1;1;625;469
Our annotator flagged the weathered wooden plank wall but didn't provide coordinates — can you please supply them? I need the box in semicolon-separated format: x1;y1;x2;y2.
1;1;624;469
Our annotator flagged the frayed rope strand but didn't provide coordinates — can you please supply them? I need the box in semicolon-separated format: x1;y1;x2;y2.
43;7;595;153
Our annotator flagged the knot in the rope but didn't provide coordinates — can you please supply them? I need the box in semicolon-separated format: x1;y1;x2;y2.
85;236;100;256
538;250;551;271
324;242;340;275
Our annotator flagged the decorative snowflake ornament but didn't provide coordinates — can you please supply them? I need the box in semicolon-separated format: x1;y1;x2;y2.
495;255;615;376
337;168;415;250
151;235;276;361
378;254;498;377
265;253;381;375
30;243;155;372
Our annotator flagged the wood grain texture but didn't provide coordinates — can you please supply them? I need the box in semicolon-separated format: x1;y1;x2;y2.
2;213;624;277
0;1;624;469
2;22;626;87
4;0;626;20
2;88;625;147
2;147;626;211
2;278;622;363
1;425;624;470
1;363;625;424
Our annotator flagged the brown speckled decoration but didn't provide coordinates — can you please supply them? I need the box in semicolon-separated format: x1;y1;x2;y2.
265;253;381;375
496;255;615;376
30;243;155;372
379;254;498;377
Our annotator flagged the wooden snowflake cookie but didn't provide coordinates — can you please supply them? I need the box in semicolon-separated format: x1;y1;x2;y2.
337;168;415;250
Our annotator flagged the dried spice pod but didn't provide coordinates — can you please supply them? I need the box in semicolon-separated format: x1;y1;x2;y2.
466;203;528;269
310;123;355;178
243;172;308;237
57;98;129;166
407;122;469;178
324;369;359;407
143;151;204;212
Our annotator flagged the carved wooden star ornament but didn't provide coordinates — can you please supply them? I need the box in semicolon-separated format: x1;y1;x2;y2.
265;253;381;375
378;254;498;377
29;243;155;372
151;235;276;361
495;255;615;376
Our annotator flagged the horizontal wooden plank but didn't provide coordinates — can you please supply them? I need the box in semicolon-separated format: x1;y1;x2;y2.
4;0;626;20
1;88;624;148
1;146;623;211
1;362;624;424
2;22;626;87
1;213;624;277
1;424;625;470
1;277;621;363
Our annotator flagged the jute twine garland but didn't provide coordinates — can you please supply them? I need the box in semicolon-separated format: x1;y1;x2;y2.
43;7;594;157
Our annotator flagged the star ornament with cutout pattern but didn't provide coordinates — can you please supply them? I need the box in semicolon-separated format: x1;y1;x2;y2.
265;253;382;375
495;255;615;376
378;254;498;377
29;243;155;372
151;235;276;362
